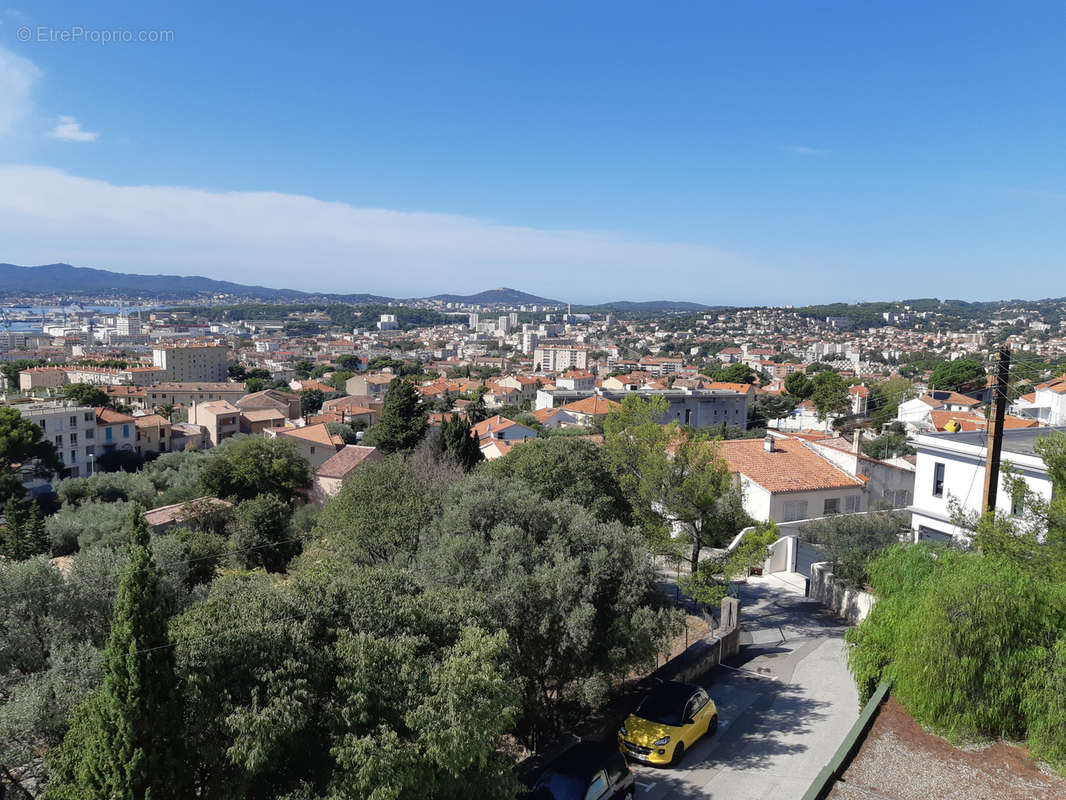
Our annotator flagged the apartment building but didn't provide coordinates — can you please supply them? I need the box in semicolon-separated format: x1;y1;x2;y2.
152;344;230;382
188;400;241;448
16;400;97;481
134;414;172;456
147;382;245;408
95;408;138;455
533;345;588;372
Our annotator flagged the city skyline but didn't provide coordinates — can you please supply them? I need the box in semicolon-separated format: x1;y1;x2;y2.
2;1;1066;303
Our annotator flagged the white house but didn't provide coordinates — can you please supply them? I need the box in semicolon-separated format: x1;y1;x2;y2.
908;427;1066;542
1012;374;1066;426
718;434;864;524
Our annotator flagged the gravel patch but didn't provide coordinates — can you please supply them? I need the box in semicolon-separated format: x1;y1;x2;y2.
827;698;1066;800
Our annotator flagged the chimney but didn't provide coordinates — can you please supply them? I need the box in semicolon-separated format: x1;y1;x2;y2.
852;428;863;455
764;434;775;453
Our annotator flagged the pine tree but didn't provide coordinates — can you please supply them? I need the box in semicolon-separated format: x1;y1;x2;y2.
364;378;427;454
44;507;187;800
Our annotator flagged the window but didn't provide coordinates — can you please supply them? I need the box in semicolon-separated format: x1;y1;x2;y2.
584;772;609;800
823;498;840;515
783;500;807;522
123;425;130;438
85;428;94;440
70;450;77;463
845;495;859;513
106;427;113;441
70;433;77;445
933;462;945;497
55;434;63;446
85;412;94;422
70;416;77;426
40;419;46;432
86;445;95;457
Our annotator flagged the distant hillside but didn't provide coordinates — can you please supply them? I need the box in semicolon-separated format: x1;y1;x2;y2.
594;299;713;312
424;287;565;306
0;263;312;299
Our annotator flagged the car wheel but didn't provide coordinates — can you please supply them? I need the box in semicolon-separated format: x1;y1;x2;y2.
670;742;685;766
708;714;718;736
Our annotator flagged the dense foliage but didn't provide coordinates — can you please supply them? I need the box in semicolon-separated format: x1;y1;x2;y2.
846;433;1066;770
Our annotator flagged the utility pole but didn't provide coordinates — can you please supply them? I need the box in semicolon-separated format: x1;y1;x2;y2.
982;346;1011;514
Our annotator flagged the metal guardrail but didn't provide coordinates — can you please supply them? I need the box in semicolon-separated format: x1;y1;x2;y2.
800;680;891;800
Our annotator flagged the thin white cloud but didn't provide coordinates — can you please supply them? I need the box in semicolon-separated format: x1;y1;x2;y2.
48;115;99;142
784;144;827;157
4;8;28;21
0;44;40;135
0;165;765;302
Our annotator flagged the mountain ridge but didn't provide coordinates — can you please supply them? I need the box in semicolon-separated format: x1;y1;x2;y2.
0;262;705;311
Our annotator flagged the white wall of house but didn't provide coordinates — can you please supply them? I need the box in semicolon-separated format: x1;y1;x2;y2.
807;442;915;510
909;431;1056;541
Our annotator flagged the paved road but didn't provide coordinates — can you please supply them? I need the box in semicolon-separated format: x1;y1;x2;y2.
629;573;860;800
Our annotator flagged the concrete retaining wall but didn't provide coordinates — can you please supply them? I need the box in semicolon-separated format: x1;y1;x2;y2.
809;562;875;623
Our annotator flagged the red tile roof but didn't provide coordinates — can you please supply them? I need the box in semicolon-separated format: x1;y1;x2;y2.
717;437;863;494
315;445;381;479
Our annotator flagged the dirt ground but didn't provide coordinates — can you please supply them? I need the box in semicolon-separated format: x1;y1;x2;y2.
828;697;1066;800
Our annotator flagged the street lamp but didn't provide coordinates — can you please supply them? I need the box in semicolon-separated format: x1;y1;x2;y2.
88;453;94;475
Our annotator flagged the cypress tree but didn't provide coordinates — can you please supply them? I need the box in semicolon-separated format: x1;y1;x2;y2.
45;506;187;800
365;378;427;453
0;496;49;560
442;415;484;471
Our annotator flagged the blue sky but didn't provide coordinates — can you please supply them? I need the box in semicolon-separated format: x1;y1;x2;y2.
1;1;1065;304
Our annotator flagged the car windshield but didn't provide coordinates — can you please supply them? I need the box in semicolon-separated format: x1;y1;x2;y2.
635;689;687;726
533;772;586;800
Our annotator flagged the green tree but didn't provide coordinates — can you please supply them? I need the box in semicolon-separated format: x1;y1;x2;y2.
0;406;62;506
485;436;631;523
652;432;746;571
800;510;909;589
0;496;49;560
928;358;986;393
156;403;175;422
419;475;681;748
362;379;427;454
199;436;311;504
228;493;297;572
679;521;779;605
172;566;518;799
784;371;813;399
327;370;354;392
464;389;490;425
44;508;187;800
308;454;456;566
334;354;363;371
861;432;915;460
62;383;110;408
439;415;483;471
715;363;756;384
747;393;797;428
810;371;850;420
300;388;324;417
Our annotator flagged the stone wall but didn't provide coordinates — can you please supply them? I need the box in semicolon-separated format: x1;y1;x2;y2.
808;562;875;624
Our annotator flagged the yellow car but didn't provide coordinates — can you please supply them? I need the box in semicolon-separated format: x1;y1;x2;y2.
618;681;718;766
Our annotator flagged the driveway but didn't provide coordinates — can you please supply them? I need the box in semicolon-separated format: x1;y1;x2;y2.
630;572;860;799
